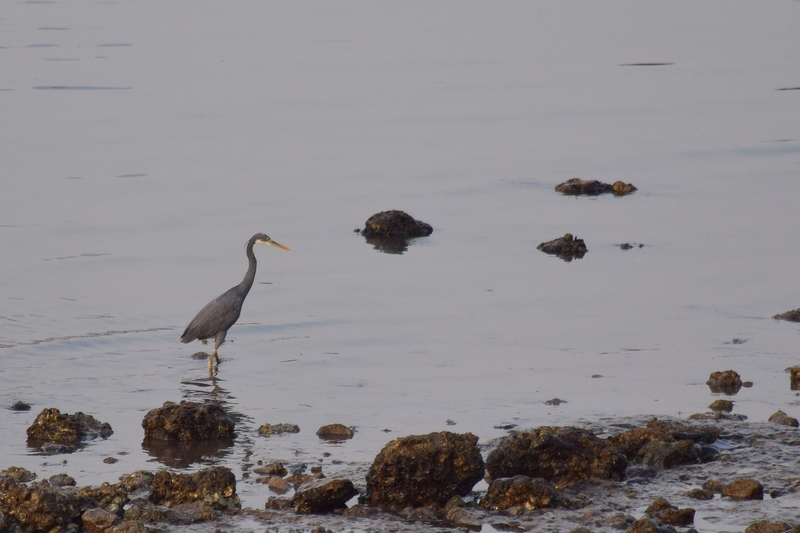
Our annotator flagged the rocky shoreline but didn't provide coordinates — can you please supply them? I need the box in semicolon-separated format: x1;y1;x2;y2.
2;410;799;533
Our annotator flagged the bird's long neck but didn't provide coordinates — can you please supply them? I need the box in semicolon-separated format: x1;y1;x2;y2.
238;238;258;296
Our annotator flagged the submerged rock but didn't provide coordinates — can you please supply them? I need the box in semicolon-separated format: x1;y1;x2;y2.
360;210;433;254
82;507;120;533
26;408;113;451
291;478;358;513
745;520;793;533
626;516;677;533
555;178;637;196
365;431;484;509
149;466;240;510
706;370;743;395
768;410;799;428
258;423;300;435
141;400;235;441
537;233;588;262
608;419;719;469
485;426;627;487
479;475;577;510
772;308;800;322
316;424;355;441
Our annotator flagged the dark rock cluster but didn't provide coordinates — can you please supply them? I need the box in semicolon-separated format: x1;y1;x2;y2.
555;178;637;196
26;408;113;452
359;210;433;254
537;233;588;262
141;400;235;442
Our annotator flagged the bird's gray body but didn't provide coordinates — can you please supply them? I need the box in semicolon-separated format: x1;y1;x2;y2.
180;233;290;367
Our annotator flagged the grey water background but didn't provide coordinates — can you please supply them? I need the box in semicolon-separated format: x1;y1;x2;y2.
1;0;799;514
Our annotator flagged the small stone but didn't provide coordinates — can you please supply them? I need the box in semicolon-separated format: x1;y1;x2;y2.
768;410;799;428
103;457;119;464
708;400;734;413
266;476;290;494
10;401;31;411
537;234;588;262
686;488;714;500
316;424;355;440
48;473;77;487
544;398;566;406
480;475;575;510
722;478;763;501
253;462;287;477
626;517;677;533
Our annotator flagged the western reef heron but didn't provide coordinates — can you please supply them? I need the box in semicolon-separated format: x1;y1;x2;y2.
181;233;290;367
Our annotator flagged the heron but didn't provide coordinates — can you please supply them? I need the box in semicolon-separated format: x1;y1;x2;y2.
181;233;290;368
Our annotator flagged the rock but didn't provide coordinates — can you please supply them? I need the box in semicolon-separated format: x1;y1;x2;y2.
626;517;677;533
316;423;355;441
708;399;734;413
706;370;743;395
608;419;718;469
258;423;300;435
119;471;155;494
768;410;799;428
685;488;714;500
0;476;81;532
643;496;694;526
479;475;576;510
537;234;588;262
722;478;763;500
554;178;636;196
485;426;627;487
3;466;36;483
253;462;288;477
545;398;566;406
688;412;747;421
10;400;31;411
78;482;129;514
49;473;77;487
265;476;290;494
141;401;235;442
773;309;800;322
26;408;113;449
620;243;645;250
789;366;800;391
291;478;358;513
149;466;240;510
360;210;433;254
365;431;484;509
612;181;638;196
82;507;120;533
746;520;793;533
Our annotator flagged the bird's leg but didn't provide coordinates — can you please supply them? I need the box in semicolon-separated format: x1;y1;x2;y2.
209;331;227;367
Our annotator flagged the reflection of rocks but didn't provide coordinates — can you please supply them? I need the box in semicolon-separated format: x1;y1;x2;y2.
772;308;800;322
365;431;484;509
26;408;113;453
479;475;578;511
608;419;719;469
142;438;234;468
555;178;637;196
706;370;743;395
537;234;587;262
150;467;240;510
316;423;355;441
258;423;299;435
142;401;235;441
360;210;433;254
486;426;627;487
291;478;358;513
768;410;799;428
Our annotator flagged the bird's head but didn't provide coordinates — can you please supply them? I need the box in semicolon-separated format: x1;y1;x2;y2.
253;233;291;251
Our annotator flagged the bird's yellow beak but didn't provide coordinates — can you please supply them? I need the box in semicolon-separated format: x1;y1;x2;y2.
268;239;291;251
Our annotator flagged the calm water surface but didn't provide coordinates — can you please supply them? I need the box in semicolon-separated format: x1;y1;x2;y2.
1;0;799;522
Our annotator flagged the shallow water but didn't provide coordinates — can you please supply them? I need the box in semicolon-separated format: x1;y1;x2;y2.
1;0;799;528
